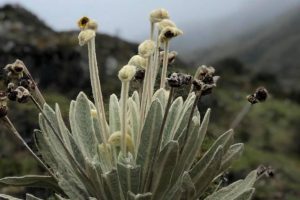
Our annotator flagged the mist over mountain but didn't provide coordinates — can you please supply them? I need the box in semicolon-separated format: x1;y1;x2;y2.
173;0;300;52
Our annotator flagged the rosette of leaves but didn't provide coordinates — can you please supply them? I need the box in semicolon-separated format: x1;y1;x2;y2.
0;89;256;200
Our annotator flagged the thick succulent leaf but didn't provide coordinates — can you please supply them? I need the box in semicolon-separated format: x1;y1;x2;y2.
192;146;223;198
152;88;168;110
161;173;184;200
58;178;89;200
127;192;152;200
26;194;42;200
233;188;255;200
205;170;257;200
161;96;183;148
151;141;179;199
181;172;196;199
73;92;98;160
109;94;121;133
190;129;234;179
102;169;125;200
128;98;140;152
88;102;103;144
220;143;244;172
137;99;163;189
0;175;61;192
172;93;196;140
97;144;113;173
0;194;22;200
117;163;141;196
131;91;140;111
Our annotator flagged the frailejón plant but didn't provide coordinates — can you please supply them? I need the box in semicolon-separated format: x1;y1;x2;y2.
0;8;269;200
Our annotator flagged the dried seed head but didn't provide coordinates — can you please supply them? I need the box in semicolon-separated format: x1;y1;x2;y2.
118;65;136;82
138;40;155;58
149;8;170;23
15;86;30;103
77;16;90;30
159;26;183;43
78;29;96;46
128;55;147;69
167;72;192;87
192;65;219;95
4;59;25;79
157;19;176;31
247;87;268;104
160;51;178;65
108;131;134;153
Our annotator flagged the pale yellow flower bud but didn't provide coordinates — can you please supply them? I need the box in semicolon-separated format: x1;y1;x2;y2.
159;26;183;43
86;20;98;31
78;29;96;46
138;40;155;58
157;19;176;31
118;65;136;82
128;55;147;69
108;131;134;153
91;109;97;118
150;8;170;23
77;16;90;30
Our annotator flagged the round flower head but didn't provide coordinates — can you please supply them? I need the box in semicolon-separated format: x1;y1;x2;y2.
108;131;134;153
78;29;96;46
157;19;176;31
118;65;136;82
138;40;155;58
150;8;169;23
128;55;147;69
159;26;183;43
86;19;98;31
77;16;90;30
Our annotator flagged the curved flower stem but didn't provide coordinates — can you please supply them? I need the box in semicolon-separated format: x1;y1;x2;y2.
88;38;109;143
160;41;169;88
230;103;252;129
0;116;56;180
120;81;129;156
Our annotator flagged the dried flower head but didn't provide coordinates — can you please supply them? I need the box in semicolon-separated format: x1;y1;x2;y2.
160;51;178;65
77;16;90;30
78;29;96;46
138;40;155;58
149;8;169;23
167;72;192;88
247;87;268;104
128;55;147;69
159;26;183;43
4;59;25;79
14;86;30;103
118;65;136;82
192;65;219;95
157;19;176;31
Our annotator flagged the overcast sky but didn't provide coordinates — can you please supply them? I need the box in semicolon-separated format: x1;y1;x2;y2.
0;0;298;42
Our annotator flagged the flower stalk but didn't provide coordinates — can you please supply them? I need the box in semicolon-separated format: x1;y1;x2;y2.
160;41;169;88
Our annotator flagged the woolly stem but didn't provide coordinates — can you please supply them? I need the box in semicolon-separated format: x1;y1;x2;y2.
150;22;155;41
160;41;169;88
88;38;109;143
120;81;129;156
230;103;252;129
0;116;56;179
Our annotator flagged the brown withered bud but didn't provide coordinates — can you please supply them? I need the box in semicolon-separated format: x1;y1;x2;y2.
160;51;178;65
0;91;8;118
247;87;268;104
256;165;268;176
255;87;268;102
4;59;25;79
192;74;220;96
167;72;192;88
134;69;145;82
15;86;30;103
19;78;35;91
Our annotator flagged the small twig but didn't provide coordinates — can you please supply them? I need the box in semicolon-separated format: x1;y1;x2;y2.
160;41;169;88
0;116;56;179
230;103;252;129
